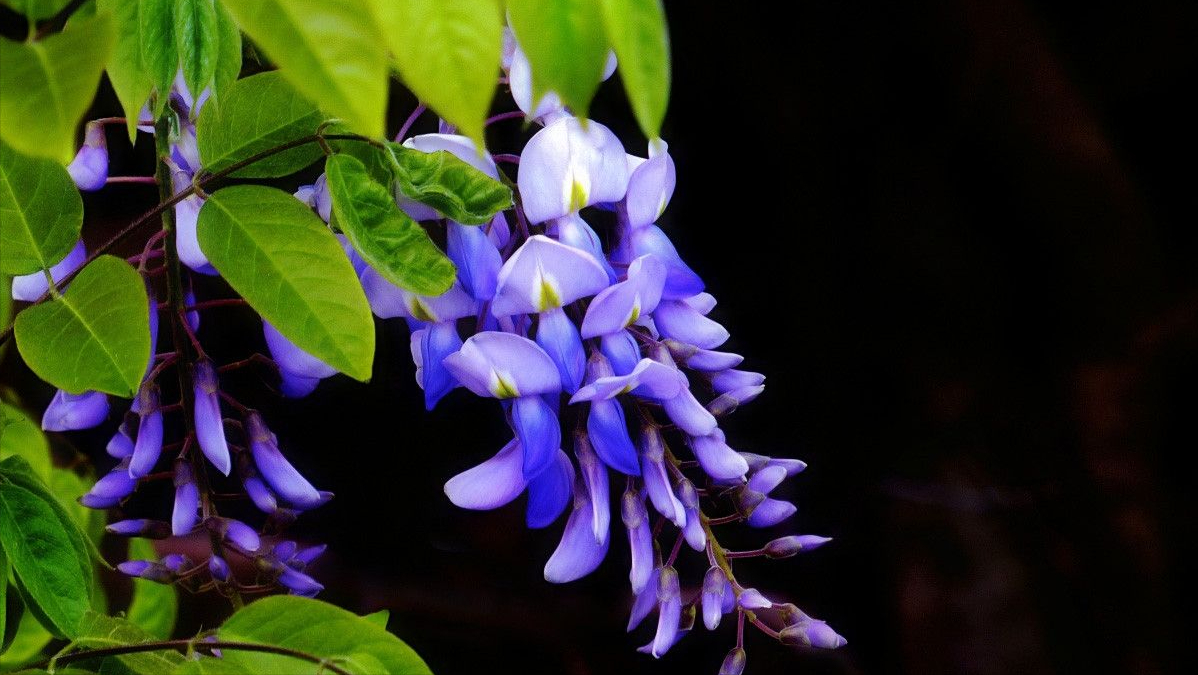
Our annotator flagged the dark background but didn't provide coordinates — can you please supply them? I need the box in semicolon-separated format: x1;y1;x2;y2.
4;1;1198;673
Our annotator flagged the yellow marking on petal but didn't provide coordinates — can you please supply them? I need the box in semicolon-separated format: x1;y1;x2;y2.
535;263;562;311
623;299;642;328
618;384;634;395
569;179;589;213
492;370;520;399
409;298;436;323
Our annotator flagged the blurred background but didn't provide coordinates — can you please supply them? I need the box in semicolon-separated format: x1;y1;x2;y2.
4;0;1198;673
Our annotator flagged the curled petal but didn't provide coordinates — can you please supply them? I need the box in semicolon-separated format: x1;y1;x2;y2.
492;235;609;316
444;439;527;510
513;395;561;480
535;307;586;393
662;388;718;437
526;449;573;528
448;220;502;301
580;255;667;339
622;141;676;228
361;267;477;322
544;474;609;583
247;412;323;509
418;321;463;410
106;422;135;459
747;497;797;528
571;358;683;403
587;398;641;476
653;300;729;350
41;389;108;431
518;117;629;224
11;239;86;301
630;225;704;299
444;332;561;398
263;320;337;380
689;430;750;481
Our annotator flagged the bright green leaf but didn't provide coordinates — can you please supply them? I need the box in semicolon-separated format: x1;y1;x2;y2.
0;11;114;164
392;143;512;225
1;275;11;362
0;606;53;670
362;609;389;628
217;596;431;674
50;465;106;543
0;463;92;637
74;612;185;673
0;401;51;482
0;140;83;276
99;0;154;142
1;544;7;645
211;1;242;100
219;0;388;138
14;255;151;397
507;0;608;119
2;0;72;22
172;657;253;674
196;186;375;380
599;0;670;139
139;0;177;115
126;538;178;640
326;154;456;296
380;0;502;145
195;71;325;177
175;0;219;99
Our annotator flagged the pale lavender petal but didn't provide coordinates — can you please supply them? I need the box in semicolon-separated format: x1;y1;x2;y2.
526;449;573;528
192;360;230;475
747;465;787;494
517;117;629;223
630;225;704;299
710;369;765;394
548;213;616;281
640;427;685;526
444;332;561;398
702;566;728;630
570;358;684;403
174;195;218;275
747;498;797;528
623;488;654;593
684;292;717;315
361;267;477;322
677;479;706;551
11;239;85;301
508;45;564;121
41;389;108;431
681;348;743;372
738;588;772;610
263;320;337;380
444;439;526;510
492;235;609;316
662;388;718;437
622;143;675;228
107;422;135;458
67;122;108;191
653;299;729;349
403;134;498;177
580;255;667;338
741;453;807;476
689;430;750;481
535;306;585;392
222;519;261;552
543;475;609;583
780;620;848;649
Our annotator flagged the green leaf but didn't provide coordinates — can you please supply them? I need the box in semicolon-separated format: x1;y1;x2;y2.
126;539;178;640
173;657;253;674
507;0;608;119
0;401;52;483
2;0;72;22
0;140;83;276
211;1;242;100
0;456;95;593
74;612;184;674
139;0;178;115
175;0;219;99
219;0;388;138
392;143;512;226
1;543;7;646
1;275;11;362
196;186;374;380
362;609;389;628
380;0;502;146
99;0;154;142
195;71;325;178
0;462;93;637
599;0;670;139
13;255;151;398
0;11;114;164
50;466;106;544
217;596;431;674
326;154;455;296
0;605;53;669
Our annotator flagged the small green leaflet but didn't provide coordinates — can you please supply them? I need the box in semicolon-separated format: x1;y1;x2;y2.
196;186;375;381
0;11;114;163
196;71;326;178
139;0;178;115
212;1;243;100
175;0;220;101
507;0;609;119
0;140;84;276
600;0;670;139
100;0;154;142
380;0;503;146
14;255;151;397
126;538;178;640
326;154;456;296
392;144;512;226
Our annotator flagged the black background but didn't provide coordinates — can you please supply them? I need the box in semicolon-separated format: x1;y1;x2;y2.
4;1;1198;673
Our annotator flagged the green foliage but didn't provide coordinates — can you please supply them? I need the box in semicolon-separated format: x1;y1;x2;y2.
326;154;456;296
13;256;151;398
74;612;185;673
2;0;73;21
195;71;325;177
215;596;432;674
600;0;670;139
0;608;53;670
196;186;375;381
0;456;95;638
175;0;220;101
219;0;388;138
507;0;609;119
391;144;512;226
125;539;178;640
212;1;243;100
0;401;52;482
1;276;10;362
0;140;83;276
139;0;178;115
0;12;113;164
99;0;156;142
380;0;502;146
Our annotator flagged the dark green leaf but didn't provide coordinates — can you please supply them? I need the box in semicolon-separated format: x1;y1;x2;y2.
0;455;95;593
1;275;10;362
139;0;177;115
74;612;184;674
0;140;83;276
392;144;512;226
380;0;502;145
212;1;242;100
599;0;670;139
175;0;219;98
13;255;151;398
219;0;388;137
99;0;154;142
1;543;7;645
326;154;455;296
195;71;325;178
126;539;177;640
173;657;253;673
217;596;431;674
196;186;374;380
3;0;73;21
507;0;608;118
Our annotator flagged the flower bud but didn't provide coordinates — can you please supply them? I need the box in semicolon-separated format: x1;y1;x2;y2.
67;122;108;191
701;566;728;630
117;560;172;582
172;459;199;536
764;535;833;558
217;518;261;552
277;566;323;597
246;411;323;509
719;647;747;675
779;620;847;649
129;384;164;479
207;555;230;583
162;554;190;573
106;422;135;459
738;587;772;610
192;360;231;475
41;389;109;431
80;459;136;508
106;519;170;538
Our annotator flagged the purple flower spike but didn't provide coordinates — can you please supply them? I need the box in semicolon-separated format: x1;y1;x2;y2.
67;122;108;191
129;385;164;479
702;566;729;630
11;239;85;302
580;255;667;339
535;307;586;393
41;389;108;431
544;475;610;583
447;220;502;300
118;560;172;582
106;422;135;459
172;459;199;535
525;449;573;529
208;555;230;583
192;360;231;475
517;117;629;223
492;235;609;317
653;299;730;350
688;430;750;481
277;566;323;597
639;427;686;527
444;439;527;510
263;320;337;382
747;498;797;528
80;459;136;508
221;519;261;552
622;488;654;593
780;620;848;649
719;647;747;675
246;412;323;509
444;332;561;399
512;395;561;480
651;567;683;658
738;588;773;610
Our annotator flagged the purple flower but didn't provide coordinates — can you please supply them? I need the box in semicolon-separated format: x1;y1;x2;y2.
263;320;337;398
277;565;323;597
619;139;676;229
106;519;170;538
118;560;172;582
622;487;654;593
600;330;642;376
41;389;108;431
192;360;230;475
652;299;729;350
208;555;230;582
525;449;573;528
237;453;279;514
580;255;667;339
67;122;108;191
129;384;164;479
543;472;609;583
701;566;730;630
676;478;706;551
448;218;505;300
246;412;323;509
719;648;747;675
687;429;749;481
172;459;199;535
11;239;85;301
650;566;682;658
628;567;661;631
738;588;772;610
106;421;135;458
625;225;705;299
639;426;686;527
492;235;610;317
779;620;847;649
444;439;527;510
219;518;261;552
517;118;629;224
764;534;833;558
79;459;136;508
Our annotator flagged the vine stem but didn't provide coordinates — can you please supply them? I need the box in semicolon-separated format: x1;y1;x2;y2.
0;132;376;347
38;640;353;675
